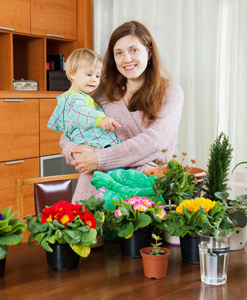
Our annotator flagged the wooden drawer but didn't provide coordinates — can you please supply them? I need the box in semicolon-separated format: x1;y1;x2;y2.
0;99;39;161
31;0;77;40
0;158;39;215
0;0;30;34
40;98;62;156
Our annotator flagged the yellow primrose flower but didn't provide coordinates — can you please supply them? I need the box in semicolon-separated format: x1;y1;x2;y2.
176;198;216;215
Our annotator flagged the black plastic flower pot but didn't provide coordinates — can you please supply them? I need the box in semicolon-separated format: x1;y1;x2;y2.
180;235;199;264
120;227;154;258
0;257;6;277
45;243;80;271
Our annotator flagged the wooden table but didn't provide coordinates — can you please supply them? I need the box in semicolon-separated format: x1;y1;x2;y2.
0;241;246;300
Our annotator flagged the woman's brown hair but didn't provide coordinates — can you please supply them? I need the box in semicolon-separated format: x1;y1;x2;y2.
94;21;171;126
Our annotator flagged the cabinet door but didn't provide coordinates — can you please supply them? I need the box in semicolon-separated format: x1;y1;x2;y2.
0;99;39;161
31;0;77;40
40;98;62;156
0;0;30;34
0;158;39;215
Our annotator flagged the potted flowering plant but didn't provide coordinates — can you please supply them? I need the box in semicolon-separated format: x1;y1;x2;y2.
164;198;234;263
0;206;27;277
107;196;166;257
144;151;206;246
144;151;206;208
27;201;103;270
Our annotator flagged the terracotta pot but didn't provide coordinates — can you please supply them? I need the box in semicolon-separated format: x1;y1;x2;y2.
140;247;171;279
143;166;206;179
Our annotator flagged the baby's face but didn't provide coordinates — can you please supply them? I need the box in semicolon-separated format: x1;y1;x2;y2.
70;66;102;93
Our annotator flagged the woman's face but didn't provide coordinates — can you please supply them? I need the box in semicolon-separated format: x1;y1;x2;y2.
113;34;149;82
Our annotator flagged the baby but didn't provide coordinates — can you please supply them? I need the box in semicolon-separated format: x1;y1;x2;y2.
48;48;121;148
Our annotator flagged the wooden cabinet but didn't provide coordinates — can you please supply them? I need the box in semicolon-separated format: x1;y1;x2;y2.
0;99;39;161
0;158;39;213
0;0;30;34
40;98;62;156
13;35;46;91
0;0;91;215
31;0;77;40
0;0;91;93
0;32;12;90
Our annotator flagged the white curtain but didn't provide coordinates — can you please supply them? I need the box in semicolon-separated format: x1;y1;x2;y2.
92;0;247;198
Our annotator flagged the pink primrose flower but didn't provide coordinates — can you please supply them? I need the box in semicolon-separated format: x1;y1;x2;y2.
125;196;140;205
125;196;152;206
115;208;122;218
133;203;149;212
142;198;155;207
155;205;166;220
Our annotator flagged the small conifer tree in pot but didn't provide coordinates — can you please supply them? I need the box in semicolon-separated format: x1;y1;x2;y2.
203;132;233;200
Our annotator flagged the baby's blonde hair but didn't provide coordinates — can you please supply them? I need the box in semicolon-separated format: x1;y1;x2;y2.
65;48;103;82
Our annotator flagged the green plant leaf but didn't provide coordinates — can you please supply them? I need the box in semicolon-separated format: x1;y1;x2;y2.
63;229;82;244
133;213;152;230
70;244;90;257
118;222;134;239
80;229;97;246
208;201;221;217
0;206;12;219
232;161;247;173
0;234;23;246
40;238;54;252
0;245;8;259
229;211;247;228
236;194;247;201
215;191;229;201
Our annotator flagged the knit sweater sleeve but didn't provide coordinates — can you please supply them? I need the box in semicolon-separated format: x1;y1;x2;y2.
95;83;184;171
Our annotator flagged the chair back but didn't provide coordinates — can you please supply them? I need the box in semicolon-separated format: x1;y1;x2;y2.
34;180;72;215
15;173;80;219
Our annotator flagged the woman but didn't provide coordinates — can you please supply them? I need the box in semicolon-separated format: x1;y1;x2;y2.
60;21;184;202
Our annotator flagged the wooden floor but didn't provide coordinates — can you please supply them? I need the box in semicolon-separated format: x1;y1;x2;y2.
0;241;247;300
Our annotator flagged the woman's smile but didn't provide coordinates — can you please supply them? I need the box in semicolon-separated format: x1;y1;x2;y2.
124;64;137;71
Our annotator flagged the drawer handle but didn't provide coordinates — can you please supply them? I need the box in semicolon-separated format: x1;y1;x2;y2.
5;160;24;165
0;26;14;31
48;34;64;38
4;99;23;102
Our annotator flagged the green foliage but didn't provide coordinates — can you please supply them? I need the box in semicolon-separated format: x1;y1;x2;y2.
164;201;234;237
76;197;107;235
203;132;233;200
215;191;247;228
76;196;107;215
149;233;165;255
107;198;166;239
153;158;199;206
0;206;27;259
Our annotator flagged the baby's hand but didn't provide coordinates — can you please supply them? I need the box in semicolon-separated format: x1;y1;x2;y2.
101;117;121;132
